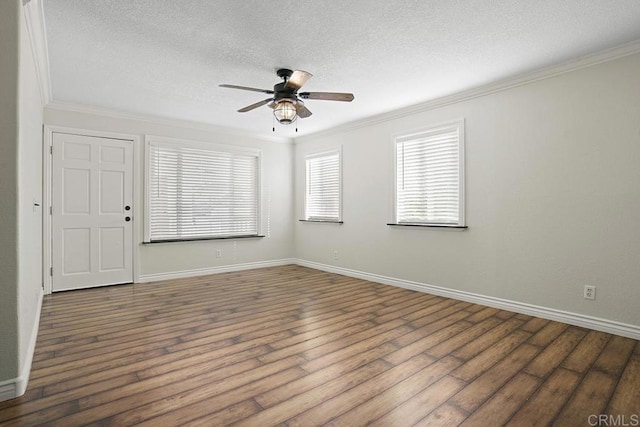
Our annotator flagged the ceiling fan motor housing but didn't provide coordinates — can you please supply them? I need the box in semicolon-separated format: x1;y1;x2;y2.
276;68;294;80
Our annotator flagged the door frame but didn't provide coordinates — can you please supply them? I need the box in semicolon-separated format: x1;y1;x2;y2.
43;125;141;294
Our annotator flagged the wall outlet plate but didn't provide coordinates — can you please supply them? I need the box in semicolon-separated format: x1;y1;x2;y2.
584;285;596;300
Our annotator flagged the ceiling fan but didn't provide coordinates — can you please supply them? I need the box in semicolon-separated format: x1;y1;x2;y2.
219;69;354;126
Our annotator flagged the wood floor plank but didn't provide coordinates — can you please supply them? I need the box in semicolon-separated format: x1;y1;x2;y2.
592;335;636;376
257;320;379;364
520;316;550;333
286;354;437;426
1;265;637;426
426;317;503;358
384;320;472;365
527;321;568;346
184;400;261;427
452;317;525;360
506;368;581;427
452;330;531;382
406;300;469;329
460;373;540;426
49;356;304;426
0;374;137;423
322;357;462;427
108;367;306;426
606;351;640;416
414;403;469;427
561;329;610;373
255;342;398;408
300;324;413;372
523;327;586;378
369;375;466;427
394;307;469;347
232;359;392;427
268;310;377;349
449;343;540;412
554;369;617;426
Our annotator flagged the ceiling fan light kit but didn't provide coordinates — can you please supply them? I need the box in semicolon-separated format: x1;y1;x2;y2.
220;69;354;128
273;99;298;124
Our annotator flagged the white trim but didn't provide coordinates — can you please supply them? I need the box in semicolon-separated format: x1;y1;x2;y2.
45;102;292;144
137;258;296;283
22;0;51;105
296;39;640;143
16;288;44;397
0;288;43;402
42;125;140;294
294;259;640;340
0;380;17;402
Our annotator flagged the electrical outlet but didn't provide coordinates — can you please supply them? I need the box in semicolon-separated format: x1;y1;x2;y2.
584;285;596;300
333;250;339;260
216;249;222;258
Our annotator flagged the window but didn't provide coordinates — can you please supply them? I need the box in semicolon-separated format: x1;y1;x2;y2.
394;119;465;227
304;149;342;222
145;137;261;242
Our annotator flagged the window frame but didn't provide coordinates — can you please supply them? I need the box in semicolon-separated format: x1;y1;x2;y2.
391;119;466;228
303;147;343;223
143;135;263;243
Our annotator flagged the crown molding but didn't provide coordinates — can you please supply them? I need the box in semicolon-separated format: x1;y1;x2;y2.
45;101;293;144
296;39;640;143
22;0;51;105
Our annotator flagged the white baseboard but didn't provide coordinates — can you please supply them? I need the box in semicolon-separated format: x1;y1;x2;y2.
137;258;297;283
0;287;44;402
0;381;17;402
294;259;640;340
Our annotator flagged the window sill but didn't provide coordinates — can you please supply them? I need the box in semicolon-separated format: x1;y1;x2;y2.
386;223;467;229
299;219;344;224
144;235;265;244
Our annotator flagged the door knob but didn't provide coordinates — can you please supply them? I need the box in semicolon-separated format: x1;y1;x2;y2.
125;205;131;211
125;216;131;222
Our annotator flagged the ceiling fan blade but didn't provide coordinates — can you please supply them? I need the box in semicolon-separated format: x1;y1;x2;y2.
299;91;354;102
220;84;274;94
284;70;313;90
238;98;273;112
296;102;312;118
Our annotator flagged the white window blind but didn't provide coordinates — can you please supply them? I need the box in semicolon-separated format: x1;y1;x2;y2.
305;150;341;221
395;120;464;226
146;139;260;242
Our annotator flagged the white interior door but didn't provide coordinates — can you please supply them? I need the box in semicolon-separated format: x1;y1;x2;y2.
51;132;133;291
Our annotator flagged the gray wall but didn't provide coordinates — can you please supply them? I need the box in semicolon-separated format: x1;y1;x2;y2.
43;108;295;277
18;0;44;375
294;52;640;328
0;0;20;383
0;0;44;389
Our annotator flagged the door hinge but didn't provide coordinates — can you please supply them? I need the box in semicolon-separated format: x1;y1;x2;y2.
50;206;53;215
50;267;53;276
50;145;53;154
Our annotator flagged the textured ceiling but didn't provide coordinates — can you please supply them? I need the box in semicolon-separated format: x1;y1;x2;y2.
43;0;640;138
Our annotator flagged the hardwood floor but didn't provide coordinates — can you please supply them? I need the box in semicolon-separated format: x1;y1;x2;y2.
1;265;638;426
